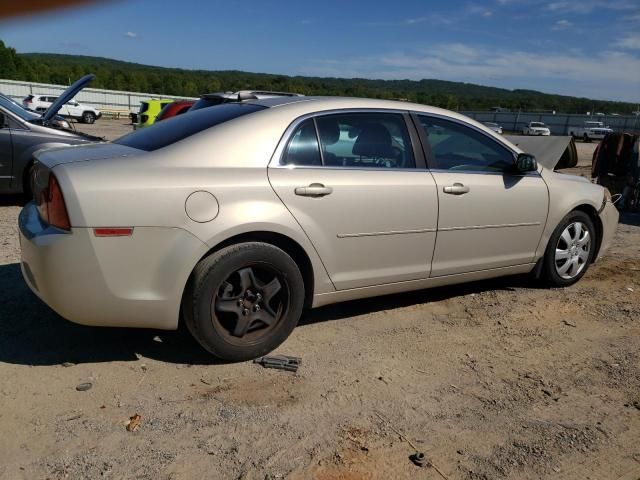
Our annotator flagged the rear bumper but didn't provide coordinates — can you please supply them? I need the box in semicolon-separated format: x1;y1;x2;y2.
596;200;619;262
19;202;208;330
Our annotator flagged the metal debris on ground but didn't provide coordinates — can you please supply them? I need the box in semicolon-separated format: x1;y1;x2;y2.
126;414;142;432
562;320;577;327
253;355;301;372
374;411;449;480
410;452;429;467
75;382;92;392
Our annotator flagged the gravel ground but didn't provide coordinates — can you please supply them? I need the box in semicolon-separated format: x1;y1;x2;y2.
0;130;638;480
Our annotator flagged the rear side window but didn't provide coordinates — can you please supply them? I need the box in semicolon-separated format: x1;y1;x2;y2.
316;113;415;169
114;103;266;152
281;119;322;166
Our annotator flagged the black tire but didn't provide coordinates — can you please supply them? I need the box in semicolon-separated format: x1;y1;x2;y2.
82;111;96;124
583;133;590;143
542;211;596;288
182;242;305;361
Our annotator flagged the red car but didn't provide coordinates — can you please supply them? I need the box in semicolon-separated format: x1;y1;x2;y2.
155;100;195;122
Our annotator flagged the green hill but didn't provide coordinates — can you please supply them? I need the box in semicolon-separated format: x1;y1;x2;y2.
0;40;635;114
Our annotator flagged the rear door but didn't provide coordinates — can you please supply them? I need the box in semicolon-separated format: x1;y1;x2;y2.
0;109;12;190
268;111;438;290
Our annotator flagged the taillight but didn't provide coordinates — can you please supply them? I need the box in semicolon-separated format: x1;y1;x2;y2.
37;174;71;231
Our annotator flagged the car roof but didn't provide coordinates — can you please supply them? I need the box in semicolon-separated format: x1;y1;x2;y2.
240;95;522;154
245;95;463;117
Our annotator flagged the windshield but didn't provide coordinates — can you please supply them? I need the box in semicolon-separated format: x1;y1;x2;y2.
0;95;38;121
114;103;266;152
530;122;545;127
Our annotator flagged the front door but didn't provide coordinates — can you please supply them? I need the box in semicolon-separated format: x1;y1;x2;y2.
414;114;549;277
0;110;13;191
269;112;438;290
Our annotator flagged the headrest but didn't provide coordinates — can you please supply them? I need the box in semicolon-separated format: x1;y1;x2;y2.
352;123;393;158
317;117;340;145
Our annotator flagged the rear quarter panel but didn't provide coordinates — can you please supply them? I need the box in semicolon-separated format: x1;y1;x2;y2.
54;113;335;295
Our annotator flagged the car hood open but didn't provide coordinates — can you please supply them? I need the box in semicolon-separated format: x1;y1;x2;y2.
42;74;95;123
505;135;578;170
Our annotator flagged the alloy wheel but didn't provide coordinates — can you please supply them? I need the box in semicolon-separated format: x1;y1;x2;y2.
211;265;289;345
555;221;591;280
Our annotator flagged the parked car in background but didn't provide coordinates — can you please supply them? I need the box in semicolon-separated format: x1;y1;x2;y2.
155;100;195;123
522;122;551;136
135;99;173;128
1;75;101;196
1;93;70;129
483;122;503;134
23;94;101;124
19;96;618;361
189;90;303;112
570;121;613;143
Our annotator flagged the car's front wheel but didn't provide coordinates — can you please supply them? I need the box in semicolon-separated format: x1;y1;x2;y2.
183;242;305;361
82;111;96;124
543;211;596;287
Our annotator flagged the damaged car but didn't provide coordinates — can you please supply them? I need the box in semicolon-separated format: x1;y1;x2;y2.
19;96;618;361
0;74;102;196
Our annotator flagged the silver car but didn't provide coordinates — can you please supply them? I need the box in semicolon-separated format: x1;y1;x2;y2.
0;75;101;196
19;97;619;361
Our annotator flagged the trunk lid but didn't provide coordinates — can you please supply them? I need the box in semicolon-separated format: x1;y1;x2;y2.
33;142;142;169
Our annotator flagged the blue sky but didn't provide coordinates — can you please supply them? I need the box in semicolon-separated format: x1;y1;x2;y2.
1;0;639;102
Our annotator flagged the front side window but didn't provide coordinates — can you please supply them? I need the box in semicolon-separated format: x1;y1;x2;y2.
417;115;514;172
316;113;415;169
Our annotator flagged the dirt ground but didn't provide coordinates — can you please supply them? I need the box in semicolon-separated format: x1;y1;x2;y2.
0;124;639;480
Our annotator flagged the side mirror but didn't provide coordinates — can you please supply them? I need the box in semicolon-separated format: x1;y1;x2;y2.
515;153;538;173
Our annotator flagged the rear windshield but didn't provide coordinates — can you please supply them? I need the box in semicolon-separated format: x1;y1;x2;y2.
189;96;227;111
114;103;266;152
139;102;149;114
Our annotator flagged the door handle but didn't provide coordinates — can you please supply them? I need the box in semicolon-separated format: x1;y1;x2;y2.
443;183;470;195
294;183;333;197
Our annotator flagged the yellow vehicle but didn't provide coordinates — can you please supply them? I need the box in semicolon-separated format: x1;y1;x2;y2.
135;99;173;128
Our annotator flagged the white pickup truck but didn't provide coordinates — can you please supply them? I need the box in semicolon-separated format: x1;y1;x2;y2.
570;121;613;142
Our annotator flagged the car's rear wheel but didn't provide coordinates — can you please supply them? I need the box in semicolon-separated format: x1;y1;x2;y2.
82;111;96;124
183;242;305;361
543;211;595;287
583;133;590;143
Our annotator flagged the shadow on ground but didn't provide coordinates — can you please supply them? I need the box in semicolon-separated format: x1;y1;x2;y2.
0;195;26;207
620;212;640;227
0;261;535;367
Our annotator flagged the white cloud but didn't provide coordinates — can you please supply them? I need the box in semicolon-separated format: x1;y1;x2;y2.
552;19;572;30
299;43;640;102
467;3;493;17
367;14;453;27
547;0;637;14
124;31;137;38
614;33;640;50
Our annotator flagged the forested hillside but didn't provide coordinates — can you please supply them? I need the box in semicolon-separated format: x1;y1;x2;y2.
0;40;635;113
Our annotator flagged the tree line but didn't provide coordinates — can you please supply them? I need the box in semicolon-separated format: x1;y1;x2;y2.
0;40;636;114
